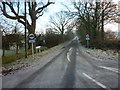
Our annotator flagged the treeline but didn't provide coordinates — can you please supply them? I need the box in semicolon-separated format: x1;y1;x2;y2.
67;1;118;49
36;30;74;48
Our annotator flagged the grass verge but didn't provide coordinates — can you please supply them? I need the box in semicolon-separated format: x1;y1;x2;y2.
2;46;48;64
2;53;25;64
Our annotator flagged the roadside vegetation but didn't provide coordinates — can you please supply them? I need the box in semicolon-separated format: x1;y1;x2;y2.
66;1;119;50
2;25;73;64
0;0;119;65
2;53;25;64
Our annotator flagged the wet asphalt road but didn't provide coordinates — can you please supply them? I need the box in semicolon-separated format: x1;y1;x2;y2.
2;40;119;89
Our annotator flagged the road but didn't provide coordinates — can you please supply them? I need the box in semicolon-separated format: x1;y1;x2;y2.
2;39;119;89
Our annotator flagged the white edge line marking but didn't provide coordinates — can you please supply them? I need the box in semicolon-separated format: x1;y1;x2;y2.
99;66;120;74
82;73;107;89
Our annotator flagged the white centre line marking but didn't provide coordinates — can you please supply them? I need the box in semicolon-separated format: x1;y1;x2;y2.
82;73;107;89
69;47;73;52
99;66;120;74
0;74;2;76
67;52;71;62
66;48;73;62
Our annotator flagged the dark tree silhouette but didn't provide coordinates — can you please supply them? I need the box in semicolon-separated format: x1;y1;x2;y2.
0;0;54;34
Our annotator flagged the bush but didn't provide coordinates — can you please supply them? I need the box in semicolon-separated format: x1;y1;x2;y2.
89;39;119;50
40;46;48;51
45;32;63;48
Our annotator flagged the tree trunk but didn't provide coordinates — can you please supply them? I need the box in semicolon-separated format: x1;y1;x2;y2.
2;48;5;56
101;11;104;41
27;22;36;49
2;38;6;56
16;43;19;54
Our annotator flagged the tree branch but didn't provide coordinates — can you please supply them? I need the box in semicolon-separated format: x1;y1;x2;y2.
36;1;54;13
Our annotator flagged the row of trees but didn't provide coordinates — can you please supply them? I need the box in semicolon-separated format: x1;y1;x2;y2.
66;0;117;47
1;22;24;56
0;0;74;50
0;0;55;56
1;0;119;57
44;28;74;48
49;11;75;36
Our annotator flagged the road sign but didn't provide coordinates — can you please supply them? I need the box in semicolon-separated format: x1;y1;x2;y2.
28;33;35;43
86;34;90;48
86;34;90;40
29;33;35;40
28;33;36;57
86;34;89;38
86;38;90;40
29;40;35;43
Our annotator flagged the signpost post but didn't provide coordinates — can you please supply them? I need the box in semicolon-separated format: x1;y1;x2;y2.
29;33;35;57
86;34;90;48
24;1;27;58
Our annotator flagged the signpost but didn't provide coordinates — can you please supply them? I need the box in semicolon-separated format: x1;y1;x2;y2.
86;34;90;48
24;1;27;58
29;33;35;57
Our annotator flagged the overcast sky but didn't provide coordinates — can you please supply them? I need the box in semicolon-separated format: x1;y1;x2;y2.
1;0;118;34
35;0;119;34
36;0;70;34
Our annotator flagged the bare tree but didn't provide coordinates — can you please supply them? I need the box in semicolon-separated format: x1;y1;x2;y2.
66;22;76;35
50;11;73;36
0;25;2;51
67;0;117;43
0;0;54;34
99;2;117;40
11;23;23;54
0;20;14;56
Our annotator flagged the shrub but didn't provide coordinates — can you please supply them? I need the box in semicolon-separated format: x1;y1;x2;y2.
40;46;48;52
89;39;119;50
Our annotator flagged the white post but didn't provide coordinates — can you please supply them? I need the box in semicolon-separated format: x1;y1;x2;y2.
39;46;41;54
36;48;37;55
32;43;34;57
39;48;41;53
35;46;41;55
